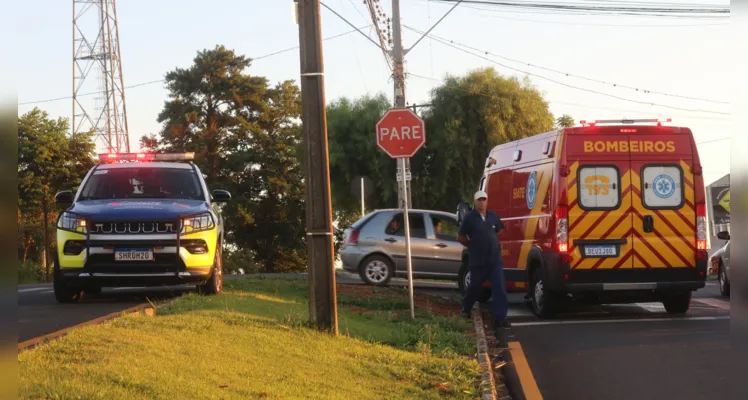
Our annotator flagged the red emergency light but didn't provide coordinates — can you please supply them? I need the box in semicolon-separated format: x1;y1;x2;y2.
98;152;195;162
580;118;672;128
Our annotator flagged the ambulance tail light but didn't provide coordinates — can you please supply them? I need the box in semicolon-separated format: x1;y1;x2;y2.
696;203;707;252
556;205;569;253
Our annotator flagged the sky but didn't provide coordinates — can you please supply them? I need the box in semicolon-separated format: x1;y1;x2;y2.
7;0;731;186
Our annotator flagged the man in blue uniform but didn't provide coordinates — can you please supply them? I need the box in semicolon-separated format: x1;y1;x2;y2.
458;190;510;329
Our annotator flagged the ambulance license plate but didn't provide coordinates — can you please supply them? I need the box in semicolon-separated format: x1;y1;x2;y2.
114;248;154;261
584;245;616;257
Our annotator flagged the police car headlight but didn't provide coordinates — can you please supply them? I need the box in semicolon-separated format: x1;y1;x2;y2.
58;212;87;233
182;213;215;234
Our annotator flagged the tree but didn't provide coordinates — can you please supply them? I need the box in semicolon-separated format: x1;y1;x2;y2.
154;44;269;184
418;67;555;211
222;80;307;272
152;45;307;272
325;68;557;235
18;108;95;280
555;114;575;128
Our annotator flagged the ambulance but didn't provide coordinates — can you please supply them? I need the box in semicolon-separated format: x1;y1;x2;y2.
457;119;708;318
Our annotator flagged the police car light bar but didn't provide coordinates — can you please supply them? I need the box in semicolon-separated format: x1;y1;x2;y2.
580;118;671;126
98;152;195;162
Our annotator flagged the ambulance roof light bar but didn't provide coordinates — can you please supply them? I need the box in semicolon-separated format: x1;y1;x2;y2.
580;118;671;127
98;152;195;163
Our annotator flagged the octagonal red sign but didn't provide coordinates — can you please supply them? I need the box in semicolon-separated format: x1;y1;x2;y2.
375;108;426;158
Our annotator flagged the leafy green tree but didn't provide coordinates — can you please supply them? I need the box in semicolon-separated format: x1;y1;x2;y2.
325;94;400;249
418;67;555;210
152;45;307;272
325;68;556;237
555;114;575;128
18;108;95;280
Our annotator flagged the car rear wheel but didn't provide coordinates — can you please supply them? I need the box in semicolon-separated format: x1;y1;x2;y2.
662;291;691;314
719;263;730;297
198;246;223;295
359;255;393;286
458;263;492;303
53;261;83;304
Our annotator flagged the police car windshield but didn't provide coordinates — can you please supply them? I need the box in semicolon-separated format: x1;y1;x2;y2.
78;167;204;201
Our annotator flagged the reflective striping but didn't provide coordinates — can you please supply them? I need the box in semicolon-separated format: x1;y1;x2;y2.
632;251;651;268
570;169;633;270
680;160;694;186
632;229;672;268
673;208;696;231
630;170;695;268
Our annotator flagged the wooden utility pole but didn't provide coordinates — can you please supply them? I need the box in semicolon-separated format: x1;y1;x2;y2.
295;0;338;334
391;0;413;210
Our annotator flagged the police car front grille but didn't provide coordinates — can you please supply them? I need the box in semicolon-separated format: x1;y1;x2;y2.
89;221;180;234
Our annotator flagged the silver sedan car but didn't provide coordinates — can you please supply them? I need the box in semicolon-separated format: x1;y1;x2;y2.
340;209;465;286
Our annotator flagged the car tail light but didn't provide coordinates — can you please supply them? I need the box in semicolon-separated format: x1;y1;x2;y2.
346;229;360;246
696;203;707;251
556;205;569;253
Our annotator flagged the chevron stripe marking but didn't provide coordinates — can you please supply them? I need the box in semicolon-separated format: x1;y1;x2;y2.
632;229;672;267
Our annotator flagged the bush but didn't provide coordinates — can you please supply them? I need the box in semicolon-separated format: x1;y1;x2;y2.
18;261;46;284
223;248;261;274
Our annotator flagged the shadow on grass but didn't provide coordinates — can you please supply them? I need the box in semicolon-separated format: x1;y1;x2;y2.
156;275;475;356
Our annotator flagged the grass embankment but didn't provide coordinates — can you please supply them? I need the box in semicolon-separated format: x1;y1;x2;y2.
19;276;480;399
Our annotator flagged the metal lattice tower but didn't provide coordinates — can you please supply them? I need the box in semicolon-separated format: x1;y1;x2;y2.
73;0;130;153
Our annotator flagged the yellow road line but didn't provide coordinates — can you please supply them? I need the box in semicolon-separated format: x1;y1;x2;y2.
509;341;543;400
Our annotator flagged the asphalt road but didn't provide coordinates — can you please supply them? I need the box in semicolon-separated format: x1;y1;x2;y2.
503;282;731;400
18;284;194;343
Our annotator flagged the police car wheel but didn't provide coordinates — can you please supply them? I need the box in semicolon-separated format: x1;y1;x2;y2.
83;286;102;296
198;247;223;295
53;262;83;304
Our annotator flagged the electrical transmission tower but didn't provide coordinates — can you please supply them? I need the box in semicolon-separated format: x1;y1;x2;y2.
73;0;130;153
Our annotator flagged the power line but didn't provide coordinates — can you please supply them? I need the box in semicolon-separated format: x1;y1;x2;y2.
406;72;731;146
404;25;727;104
428;0;730;16
408;72;729;122
19;27;368;106
695;136;730;145
406;32;729;115
452;3;729;26
544;99;729;121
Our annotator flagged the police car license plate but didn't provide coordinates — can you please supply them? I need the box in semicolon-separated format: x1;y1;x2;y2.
584;245;616;257
115;248;154;261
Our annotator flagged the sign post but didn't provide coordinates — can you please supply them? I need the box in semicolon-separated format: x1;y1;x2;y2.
376;108;426;319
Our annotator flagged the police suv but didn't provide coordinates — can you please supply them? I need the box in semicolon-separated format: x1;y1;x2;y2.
53;152;231;303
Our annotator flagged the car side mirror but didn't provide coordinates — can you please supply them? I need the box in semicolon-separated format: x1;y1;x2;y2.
211;189;232;203
456;202;471;226
717;231;730;241
55;190;74;205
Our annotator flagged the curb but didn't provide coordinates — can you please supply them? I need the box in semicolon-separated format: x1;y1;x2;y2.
471;305;498;400
18;301;163;353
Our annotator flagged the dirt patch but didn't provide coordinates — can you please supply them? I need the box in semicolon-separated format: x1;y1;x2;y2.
336;284;462;318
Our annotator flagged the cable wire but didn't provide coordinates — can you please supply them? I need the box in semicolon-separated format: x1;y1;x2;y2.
404;25;727;104
408;72;729;122
406;32;728;115
19;27;367;106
